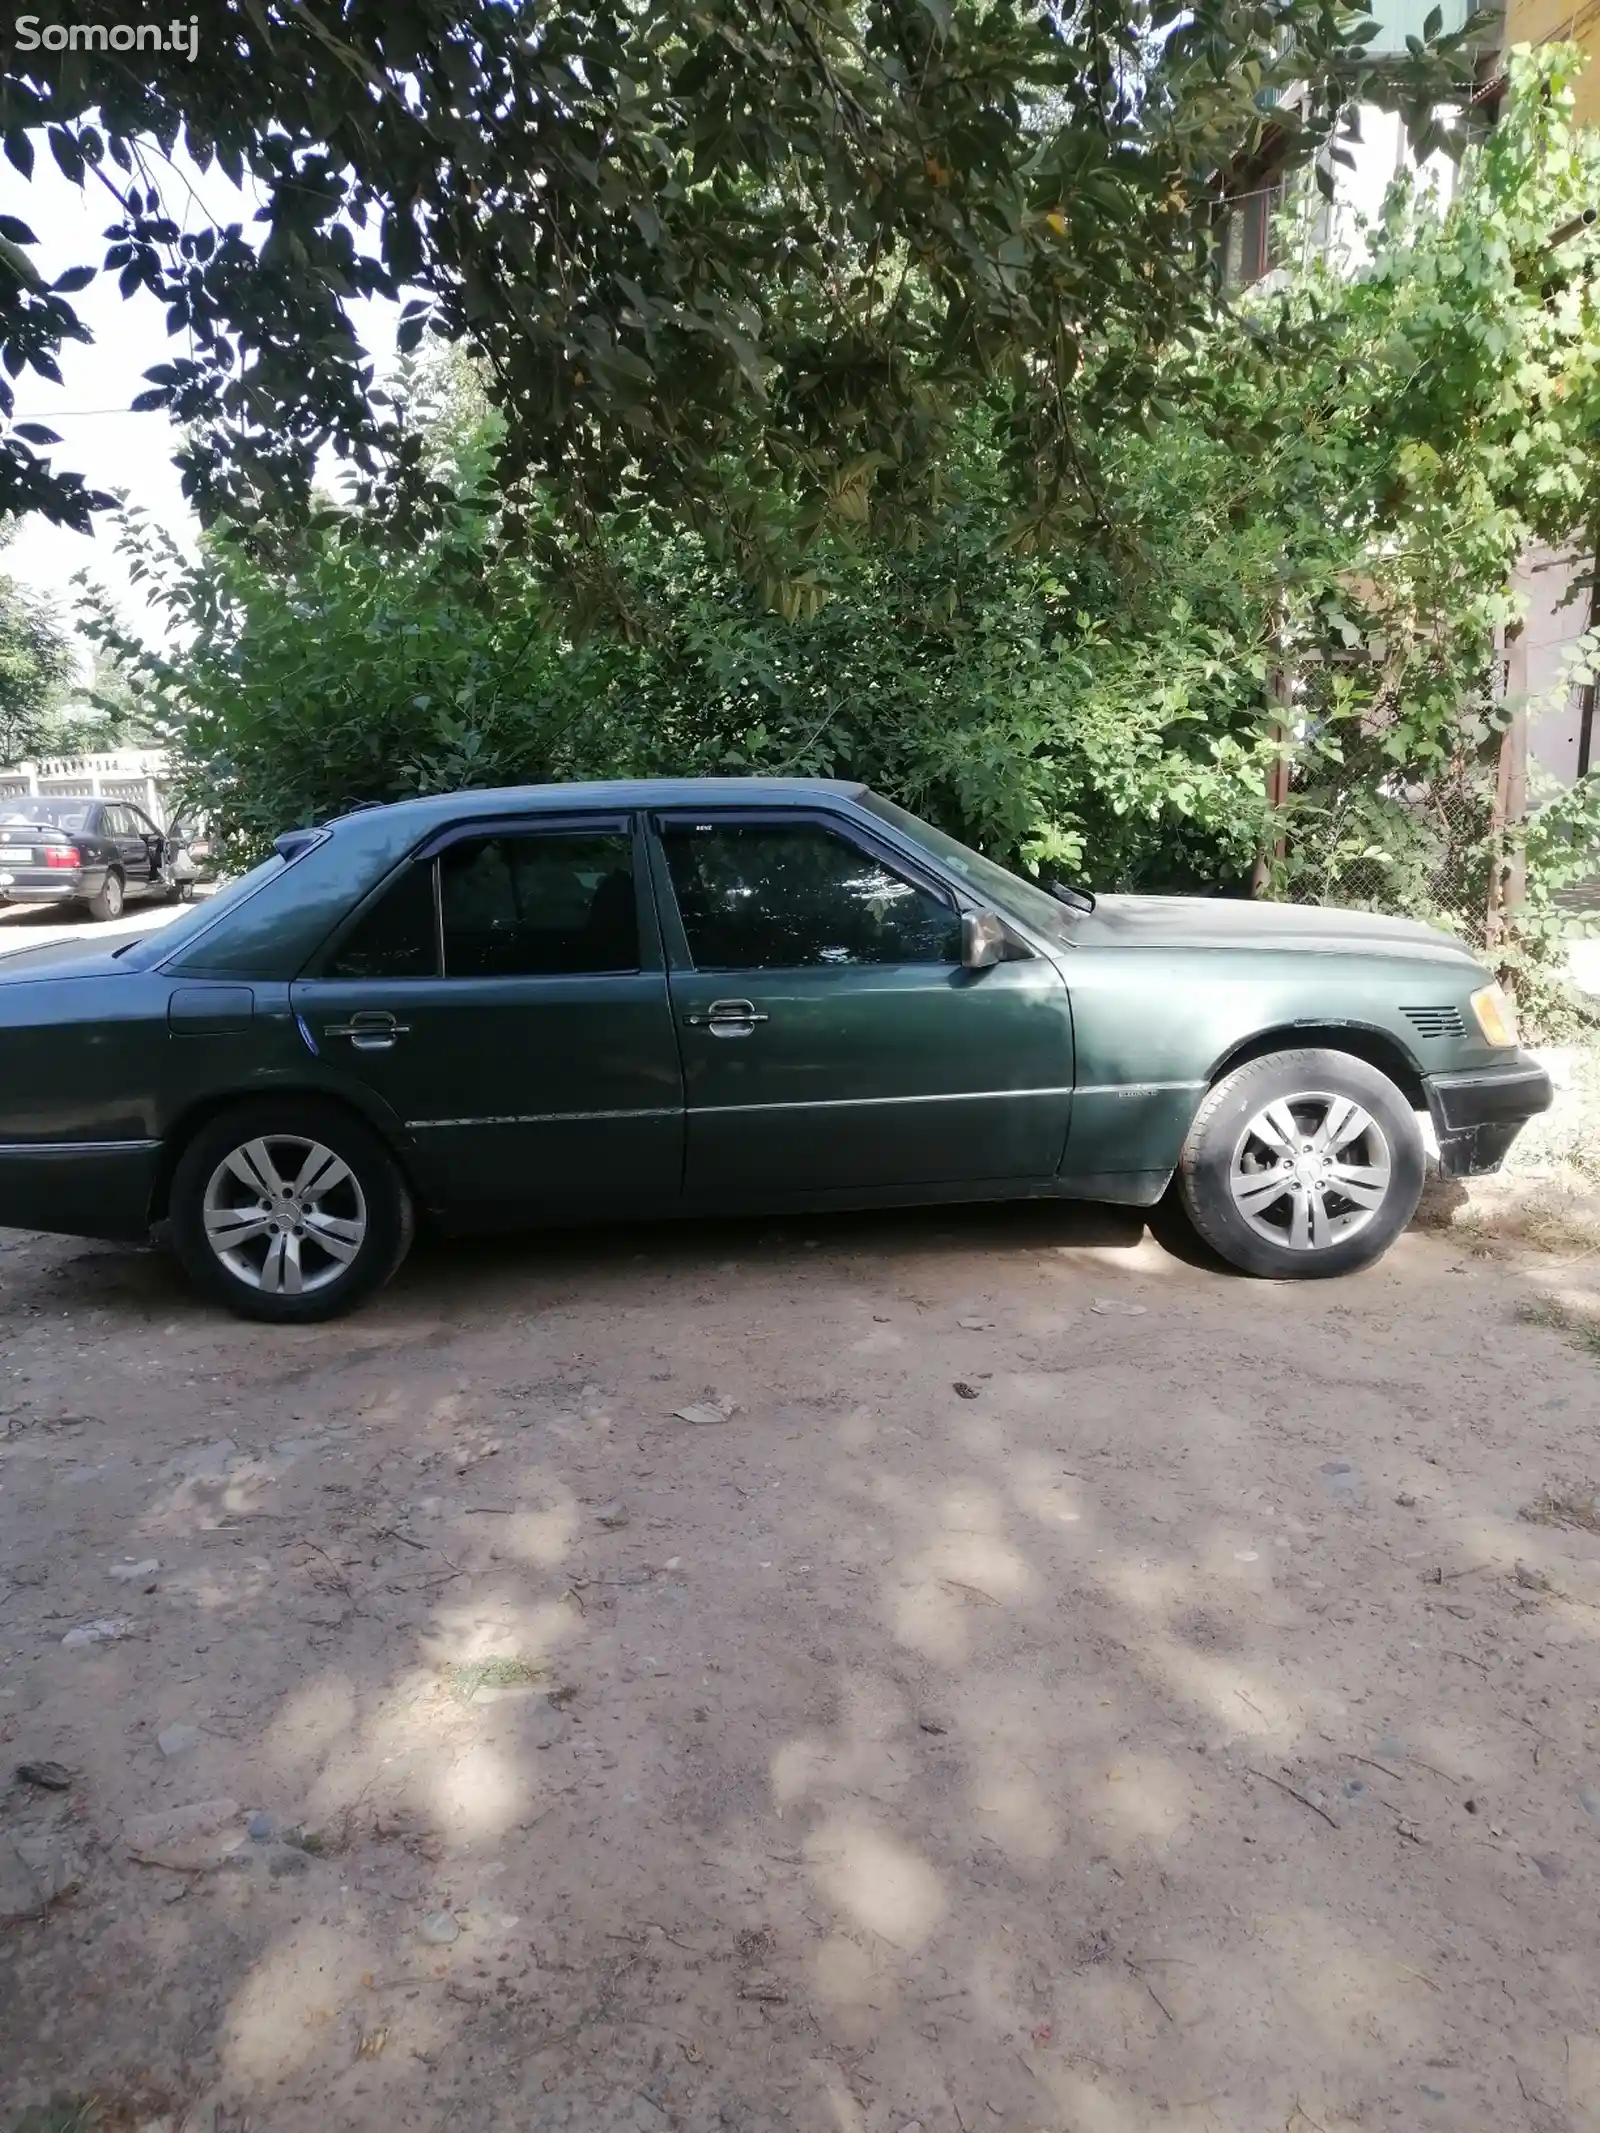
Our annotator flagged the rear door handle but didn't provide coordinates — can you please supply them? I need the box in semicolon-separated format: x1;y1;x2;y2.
684;998;769;1038
325;1010;410;1052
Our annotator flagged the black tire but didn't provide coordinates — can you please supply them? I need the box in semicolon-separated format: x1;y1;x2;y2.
1178;1047;1424;1280
169;1099;415;1322
87;869;124;921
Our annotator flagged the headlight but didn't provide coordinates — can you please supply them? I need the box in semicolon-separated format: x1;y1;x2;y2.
1469;981;1519;1047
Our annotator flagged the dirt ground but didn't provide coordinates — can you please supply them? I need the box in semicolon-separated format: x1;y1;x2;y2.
3;1198;1600;2133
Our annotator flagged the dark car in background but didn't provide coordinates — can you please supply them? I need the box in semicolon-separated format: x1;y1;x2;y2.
0;798;178;921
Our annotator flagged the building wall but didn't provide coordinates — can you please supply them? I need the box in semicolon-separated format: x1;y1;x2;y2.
1511;547;1594;782
1317;105;1463;273
1498;7;1600;783
1502;0;1600;125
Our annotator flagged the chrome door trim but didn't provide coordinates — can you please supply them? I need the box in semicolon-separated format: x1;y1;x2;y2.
407;1107;683;1129
0;1137;161;1155
1072;1079;1206;1097
694;1085;1077;1116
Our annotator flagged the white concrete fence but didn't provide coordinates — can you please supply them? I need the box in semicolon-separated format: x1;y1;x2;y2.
0;751;172;828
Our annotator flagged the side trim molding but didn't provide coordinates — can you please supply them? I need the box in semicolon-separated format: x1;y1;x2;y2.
0;1138;160;1155
408;1108;681;1129
695;1085;1076;1117
1072;1080;1206;1098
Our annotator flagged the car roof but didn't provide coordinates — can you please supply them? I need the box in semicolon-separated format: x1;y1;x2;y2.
322;776;868;833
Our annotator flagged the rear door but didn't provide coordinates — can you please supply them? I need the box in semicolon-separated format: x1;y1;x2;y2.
650;809;1074;1200
290;813;684;1219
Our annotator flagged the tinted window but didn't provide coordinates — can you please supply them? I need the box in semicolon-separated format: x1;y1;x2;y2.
662;820;960;969
440;833;638;977
858;792;1081;944
104;806;132;835
327;862;438;979
118;852;288;964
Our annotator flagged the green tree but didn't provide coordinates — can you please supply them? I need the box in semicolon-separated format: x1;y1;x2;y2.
81;47;1600;1006
0;525;75;763
2;0;1483;588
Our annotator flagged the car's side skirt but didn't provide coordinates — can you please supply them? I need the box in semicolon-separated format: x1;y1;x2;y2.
0;1138;162;1242
430;1169;1169;1235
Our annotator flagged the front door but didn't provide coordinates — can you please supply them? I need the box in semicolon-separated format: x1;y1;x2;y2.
291;816;684;1218
105;805;157;893
651;811;1074;1201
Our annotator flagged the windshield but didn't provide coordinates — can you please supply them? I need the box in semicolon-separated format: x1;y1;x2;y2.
857;793;1081;944
113;853;287;966
0;801;91;832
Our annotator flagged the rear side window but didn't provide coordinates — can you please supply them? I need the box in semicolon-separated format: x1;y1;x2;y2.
326;862;438;979
440;833;638;977
661;819;960;969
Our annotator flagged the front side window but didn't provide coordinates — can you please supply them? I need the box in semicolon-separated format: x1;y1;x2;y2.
440;833;638;977
662;820;960;969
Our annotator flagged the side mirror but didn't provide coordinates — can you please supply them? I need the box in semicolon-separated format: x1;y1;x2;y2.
960;909;1006;969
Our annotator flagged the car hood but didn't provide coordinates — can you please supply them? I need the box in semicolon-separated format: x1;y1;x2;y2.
1076;895;1481;966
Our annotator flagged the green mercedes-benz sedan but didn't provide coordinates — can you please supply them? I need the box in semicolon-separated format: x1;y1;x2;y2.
0;777;1552;1319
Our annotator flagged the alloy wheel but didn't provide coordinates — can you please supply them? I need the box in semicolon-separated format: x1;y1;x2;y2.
1228;1090;1393;1253
201;1134;369;1295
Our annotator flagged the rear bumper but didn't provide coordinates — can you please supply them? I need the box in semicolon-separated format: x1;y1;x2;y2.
0;872;89;904
0;1138;159;1241
1424;1058;1553;1177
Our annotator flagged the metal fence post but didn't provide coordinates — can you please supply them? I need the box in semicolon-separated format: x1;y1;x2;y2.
1485;620;1528;957
1251;664;1294;896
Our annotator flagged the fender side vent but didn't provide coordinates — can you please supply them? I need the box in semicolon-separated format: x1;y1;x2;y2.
1403;1005;1467;1039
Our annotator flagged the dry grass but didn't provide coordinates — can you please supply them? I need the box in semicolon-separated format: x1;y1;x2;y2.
6;2105;101;2133
1506;1041;1600;1188
1415;1178;1600;1258
1513;1294;1600;1360
1414;1041;1600;1257
1518;1479;1600;1534
442;1654;545;1704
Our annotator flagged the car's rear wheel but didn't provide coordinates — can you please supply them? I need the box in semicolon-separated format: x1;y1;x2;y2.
1178;1048;1424;1279
87;869;124;921
169;1100;414;1321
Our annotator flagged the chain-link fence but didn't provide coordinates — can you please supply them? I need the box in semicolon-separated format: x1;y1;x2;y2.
1275;762;1498;947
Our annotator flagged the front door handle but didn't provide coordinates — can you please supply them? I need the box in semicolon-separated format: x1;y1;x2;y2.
684;998;770;1038
325;1010;411;1052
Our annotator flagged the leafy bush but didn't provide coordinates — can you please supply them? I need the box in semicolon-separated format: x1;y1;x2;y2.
79;49;1600;986
84;484;1285;888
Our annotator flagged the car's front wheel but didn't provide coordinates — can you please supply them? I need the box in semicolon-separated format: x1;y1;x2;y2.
1178;1048;1425;1279
169;1101;415;1321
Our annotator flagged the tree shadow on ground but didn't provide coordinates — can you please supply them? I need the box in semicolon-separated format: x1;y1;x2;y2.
0;1210;1596;2133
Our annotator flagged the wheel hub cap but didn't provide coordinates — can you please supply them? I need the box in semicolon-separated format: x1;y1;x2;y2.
1229;1092;1392;1252
201;1133;368;1295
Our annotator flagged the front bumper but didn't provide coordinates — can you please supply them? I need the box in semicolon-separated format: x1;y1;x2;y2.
1424;1057;1553;1177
